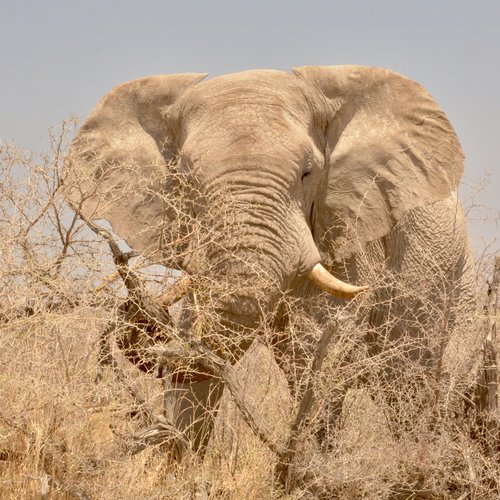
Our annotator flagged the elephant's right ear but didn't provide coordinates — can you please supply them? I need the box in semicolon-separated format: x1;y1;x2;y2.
293;65;464;260
63;73;206;261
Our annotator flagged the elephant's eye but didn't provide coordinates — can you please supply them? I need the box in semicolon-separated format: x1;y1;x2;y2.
301;163;313;182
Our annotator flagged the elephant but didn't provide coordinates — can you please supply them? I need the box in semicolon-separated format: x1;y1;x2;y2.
64;66;479;454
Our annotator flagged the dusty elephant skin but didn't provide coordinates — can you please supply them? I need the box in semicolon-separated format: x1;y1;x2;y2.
64;66;477;455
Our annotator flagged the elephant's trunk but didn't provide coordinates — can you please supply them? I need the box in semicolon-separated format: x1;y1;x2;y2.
176;154;366;334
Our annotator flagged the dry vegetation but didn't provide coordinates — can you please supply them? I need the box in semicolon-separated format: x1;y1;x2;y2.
0;122;498;499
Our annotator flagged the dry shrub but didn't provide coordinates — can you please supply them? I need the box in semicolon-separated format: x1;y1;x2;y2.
0;123;498;499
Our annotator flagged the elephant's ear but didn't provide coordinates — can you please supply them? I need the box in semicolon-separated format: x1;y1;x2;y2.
64;73;207;261
293;65;464;260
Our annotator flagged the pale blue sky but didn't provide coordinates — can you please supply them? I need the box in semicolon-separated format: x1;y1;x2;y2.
1;0;498;246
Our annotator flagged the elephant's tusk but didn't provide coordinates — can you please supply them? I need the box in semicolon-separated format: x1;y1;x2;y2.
308;263;368;299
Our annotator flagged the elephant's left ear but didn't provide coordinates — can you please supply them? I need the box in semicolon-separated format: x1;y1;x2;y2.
293;65;464;259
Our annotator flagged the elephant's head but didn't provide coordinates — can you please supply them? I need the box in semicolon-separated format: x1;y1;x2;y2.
64;66;463;342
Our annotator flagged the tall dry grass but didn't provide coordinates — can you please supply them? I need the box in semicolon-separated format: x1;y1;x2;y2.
0;123;498;499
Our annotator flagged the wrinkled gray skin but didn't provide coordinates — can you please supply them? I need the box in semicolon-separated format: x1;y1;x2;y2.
65;66;476;452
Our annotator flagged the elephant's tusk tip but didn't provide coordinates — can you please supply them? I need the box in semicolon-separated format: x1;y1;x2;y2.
308;263;369;299
331;285;370;299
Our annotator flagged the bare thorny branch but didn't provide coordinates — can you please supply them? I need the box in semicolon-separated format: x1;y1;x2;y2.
1;126;499;498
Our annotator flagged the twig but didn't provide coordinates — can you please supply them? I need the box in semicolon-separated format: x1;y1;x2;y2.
275;320;337;492
476;256;499;456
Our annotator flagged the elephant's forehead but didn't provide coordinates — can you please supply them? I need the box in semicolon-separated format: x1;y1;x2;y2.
197;69;295;95
176;70;323;173
182;70;313;117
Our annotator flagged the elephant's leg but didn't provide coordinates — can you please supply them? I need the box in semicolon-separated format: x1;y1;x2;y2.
170;376;225;455
342;194;479;436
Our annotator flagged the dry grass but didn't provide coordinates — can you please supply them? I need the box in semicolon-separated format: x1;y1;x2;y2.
0;123;498;499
